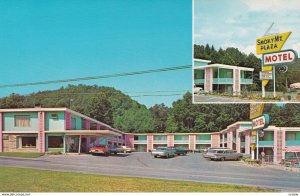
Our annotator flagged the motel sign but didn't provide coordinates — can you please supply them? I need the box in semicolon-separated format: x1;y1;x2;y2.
263;50;297;66
252;114;270;130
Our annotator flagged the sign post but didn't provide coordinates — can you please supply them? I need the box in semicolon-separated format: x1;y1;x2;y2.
251;114;270;160
256;31;292;98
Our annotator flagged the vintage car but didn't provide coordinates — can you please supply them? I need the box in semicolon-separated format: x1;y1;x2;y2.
89;144;110;156
151;147;176;158
210;149;243;161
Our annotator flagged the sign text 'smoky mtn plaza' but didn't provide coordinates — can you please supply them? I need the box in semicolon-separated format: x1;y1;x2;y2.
256;32;291;55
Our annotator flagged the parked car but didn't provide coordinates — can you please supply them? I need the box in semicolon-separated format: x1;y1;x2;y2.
89;145;110;156
169;147;188;156
193;85;203;94
119;146;135;153
203;148;229;158
108;145;124;155
151;147;176;158
210;149;243;161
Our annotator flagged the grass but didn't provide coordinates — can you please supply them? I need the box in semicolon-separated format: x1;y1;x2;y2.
0;167;275;192
0;152;44;158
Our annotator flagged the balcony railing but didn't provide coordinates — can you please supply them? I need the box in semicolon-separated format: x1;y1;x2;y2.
241;78;253;84
194;79;204;84
258;141;274;146
134;140;147;144
240;142;245;147
174;140;189;144
286;140;300;146
213;78;233;84
153;140;167;144
195;140;211;144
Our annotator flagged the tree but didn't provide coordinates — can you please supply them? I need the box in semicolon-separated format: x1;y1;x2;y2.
149;104;170;132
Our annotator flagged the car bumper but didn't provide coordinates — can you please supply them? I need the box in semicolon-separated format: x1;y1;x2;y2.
89;150;106;154
152;152;167;157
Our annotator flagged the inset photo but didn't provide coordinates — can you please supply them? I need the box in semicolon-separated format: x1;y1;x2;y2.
193;0;300;103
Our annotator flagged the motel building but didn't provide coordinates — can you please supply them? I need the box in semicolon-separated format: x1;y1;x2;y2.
193;59;254;96
0;107;127;154
126;121;300;163
0;107;300;163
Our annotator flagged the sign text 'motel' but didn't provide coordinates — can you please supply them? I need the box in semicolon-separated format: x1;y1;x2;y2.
263;49;298;66
252;114;270;130
256;32;291;55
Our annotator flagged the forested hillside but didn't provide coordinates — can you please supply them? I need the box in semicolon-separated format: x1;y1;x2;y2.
1;85;300;132
194;44;300;92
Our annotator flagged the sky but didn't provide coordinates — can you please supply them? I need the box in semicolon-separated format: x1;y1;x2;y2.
194;0;300;55
0;0;192;108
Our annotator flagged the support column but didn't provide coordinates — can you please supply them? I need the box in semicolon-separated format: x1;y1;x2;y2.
204;67;213;93
227;131;233;149
0;112;3;152
85;120;90;130
38;111;46;153
189;134;196;150
167;134;174;147
245;130;251;155
281;129;286;160
78;135;82;154
236;131;241;153
125;134;134;148
65;111;71;130
147;135;153;152
233;68;241;96
211;134;220;148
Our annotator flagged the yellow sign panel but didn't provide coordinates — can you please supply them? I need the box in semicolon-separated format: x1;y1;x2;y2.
250;103;264;119
251;130;257;136
256;32;292;55
262;66;273;86
251;144;256;150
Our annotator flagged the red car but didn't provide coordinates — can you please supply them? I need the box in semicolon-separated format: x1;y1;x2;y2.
89;145;110;156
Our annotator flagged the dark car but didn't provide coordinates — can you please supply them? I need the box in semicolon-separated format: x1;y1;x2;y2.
108;145;124;155
170;147;188;156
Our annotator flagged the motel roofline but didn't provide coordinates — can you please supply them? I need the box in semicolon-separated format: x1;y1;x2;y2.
194;63;254;72
2;130;122;136
194;59;212;63
0;107;122;133
131;132;213;136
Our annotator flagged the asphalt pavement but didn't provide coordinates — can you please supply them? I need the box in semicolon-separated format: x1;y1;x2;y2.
1;153;300;191
193;94;278;103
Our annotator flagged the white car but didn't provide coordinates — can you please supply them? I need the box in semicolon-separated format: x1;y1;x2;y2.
193;86;203;94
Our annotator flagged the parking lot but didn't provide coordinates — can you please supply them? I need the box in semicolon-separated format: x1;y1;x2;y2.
1;152;300;191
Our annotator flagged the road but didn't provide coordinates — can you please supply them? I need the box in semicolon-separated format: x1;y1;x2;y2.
193;94;279;103
1;153;300;191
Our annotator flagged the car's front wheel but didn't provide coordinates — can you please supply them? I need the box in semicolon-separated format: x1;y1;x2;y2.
220;157;225;161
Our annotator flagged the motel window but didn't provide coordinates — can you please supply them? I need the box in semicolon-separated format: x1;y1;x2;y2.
286;132;300;141
48;136;64;148
15;115;30;127
21;137;36;148
285;152;300;160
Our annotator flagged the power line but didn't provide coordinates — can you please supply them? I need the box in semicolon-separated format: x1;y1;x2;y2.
28;90;190;96
0;65;191;89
